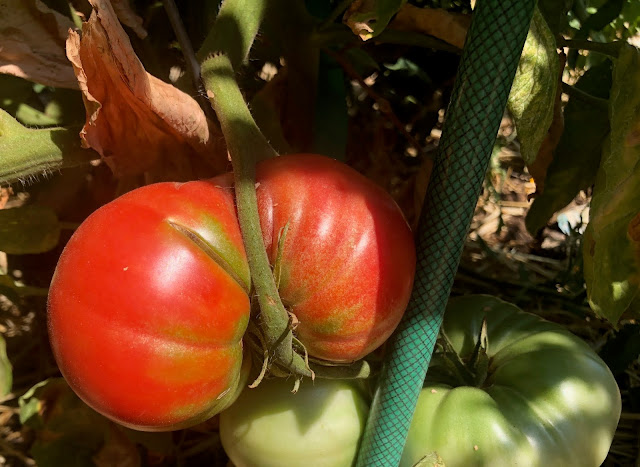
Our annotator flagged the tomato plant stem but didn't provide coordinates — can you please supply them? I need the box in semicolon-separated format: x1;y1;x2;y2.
196;0;313;379
201;54;312;379
199;0;374;381
196;0;268;68
162;0;215;122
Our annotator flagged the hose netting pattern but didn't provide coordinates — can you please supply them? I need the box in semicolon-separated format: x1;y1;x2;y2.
356;1;536;465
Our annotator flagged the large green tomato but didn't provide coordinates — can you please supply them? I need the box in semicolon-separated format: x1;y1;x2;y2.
220;378;369;467
401;295;621;467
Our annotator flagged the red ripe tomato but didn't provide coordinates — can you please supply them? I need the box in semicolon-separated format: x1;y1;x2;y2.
48;154;415;430
48;181;251;431
253;154;415;362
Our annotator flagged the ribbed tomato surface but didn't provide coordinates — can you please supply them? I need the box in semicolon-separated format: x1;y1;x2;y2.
48;181;251;431
254;154;416;361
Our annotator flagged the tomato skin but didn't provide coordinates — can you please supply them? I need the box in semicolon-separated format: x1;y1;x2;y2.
220;378;369;467
49;153;414;429
48;181;251;431
254;154;416;362
401;295;622;467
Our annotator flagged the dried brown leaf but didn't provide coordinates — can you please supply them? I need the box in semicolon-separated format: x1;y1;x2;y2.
390;4;470;50
67;0;227;180
0;187;10;209
70;0;146;38
0;0;78;88
111;0;147;39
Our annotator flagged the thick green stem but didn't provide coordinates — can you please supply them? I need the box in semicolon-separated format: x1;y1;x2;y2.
197;0;312;377
196;0;268;68
199;0;374;380
201;54;312;378
309;360;373;379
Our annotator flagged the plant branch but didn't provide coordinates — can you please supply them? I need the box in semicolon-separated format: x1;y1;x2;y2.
309;359;374;379
562;82;609;109
557;38;621;58
196;0;268;68
199;0;376;380
311;26;462;54
162;0;216;121
200;6;312;377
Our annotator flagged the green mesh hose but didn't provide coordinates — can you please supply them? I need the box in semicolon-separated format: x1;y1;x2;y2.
355;0;536;465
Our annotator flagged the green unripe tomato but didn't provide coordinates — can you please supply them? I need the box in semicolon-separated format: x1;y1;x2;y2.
401;295;621;467
220;378;369;467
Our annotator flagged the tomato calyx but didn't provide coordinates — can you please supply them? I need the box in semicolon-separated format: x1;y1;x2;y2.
243;319;377;390
430;317;491;388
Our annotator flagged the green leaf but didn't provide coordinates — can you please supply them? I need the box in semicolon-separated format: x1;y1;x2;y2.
0;75;84;127
19;378;112;467
345;48;380;76
384;58;432;84
599;323;640;375
343;0;407;40
526;59;613;234
582;0;625;33
0;334;11;397
0;274;49;299
0;205;60;254
507;8;558;170
0;109;96;185
584;43;640;323
537;0;574;34
0;75;37;117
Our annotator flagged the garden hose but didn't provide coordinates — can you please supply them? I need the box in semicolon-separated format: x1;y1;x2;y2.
355;0;536;465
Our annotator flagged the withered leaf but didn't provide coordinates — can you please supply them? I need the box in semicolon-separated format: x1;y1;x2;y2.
0;0;78;88
67;0;227;180
110;0;147;39
68;0;147;38
343;0;407;41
